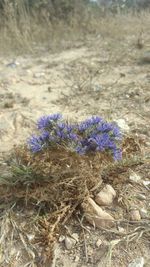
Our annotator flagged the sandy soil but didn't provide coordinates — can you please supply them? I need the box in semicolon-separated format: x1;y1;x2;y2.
0;36;150;267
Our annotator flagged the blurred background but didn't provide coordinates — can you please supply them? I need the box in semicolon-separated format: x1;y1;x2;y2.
0;0;150;54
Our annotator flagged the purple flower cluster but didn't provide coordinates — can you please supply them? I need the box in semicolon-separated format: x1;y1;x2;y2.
37;113;62;130
28;114;122;160
76;116;122;160
28;114;78;153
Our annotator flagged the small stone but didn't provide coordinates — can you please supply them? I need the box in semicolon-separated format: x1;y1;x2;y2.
140;208;148;219
65;236;76;250
59;235;65;242
74;255;80;262
33;72;45;78
27;234;35;241
143;180;150;187
130;209;141;221
118;226;126;234
96;239;102;248
115;119;129;132
128;257;144;267
71;233;79;242
81;197;115;229
95;184;116;206
129;171;141;183
137;194;146;200
26;69;32;74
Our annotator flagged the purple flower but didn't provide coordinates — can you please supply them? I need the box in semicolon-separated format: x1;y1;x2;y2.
27;132;50;152
78;116;103;132
113;148;122;161
57;122;66;131
39;131;50;141
28;113;122;161
67;133;78;141
75;144;87;155
56;122;78;142
89;133;111;151
112;125;122;140
28;135;43;152
96;122;113;133
37;113;62;130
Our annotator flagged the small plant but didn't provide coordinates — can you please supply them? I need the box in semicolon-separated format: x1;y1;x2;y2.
28;113;122;160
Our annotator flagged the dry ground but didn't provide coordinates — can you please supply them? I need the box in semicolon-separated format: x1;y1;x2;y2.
0;12;150;267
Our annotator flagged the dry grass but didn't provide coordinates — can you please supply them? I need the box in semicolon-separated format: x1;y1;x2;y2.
0;135;149;266
0;1;150;55
0;1;94;54
0;145;108;266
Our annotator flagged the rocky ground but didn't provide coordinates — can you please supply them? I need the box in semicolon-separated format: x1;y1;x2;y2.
0;34;150;267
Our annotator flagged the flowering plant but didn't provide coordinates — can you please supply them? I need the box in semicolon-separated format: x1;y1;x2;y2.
28;113;122;160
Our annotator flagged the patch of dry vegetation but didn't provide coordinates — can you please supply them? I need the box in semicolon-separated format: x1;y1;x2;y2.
0;144;109;265
0;0;94;54
0;134;149;266
0;1;150;55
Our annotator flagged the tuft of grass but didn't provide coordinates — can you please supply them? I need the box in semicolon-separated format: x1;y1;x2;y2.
0;131;149;266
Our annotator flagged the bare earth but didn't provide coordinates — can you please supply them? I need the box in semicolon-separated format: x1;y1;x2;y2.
0;35;150;267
